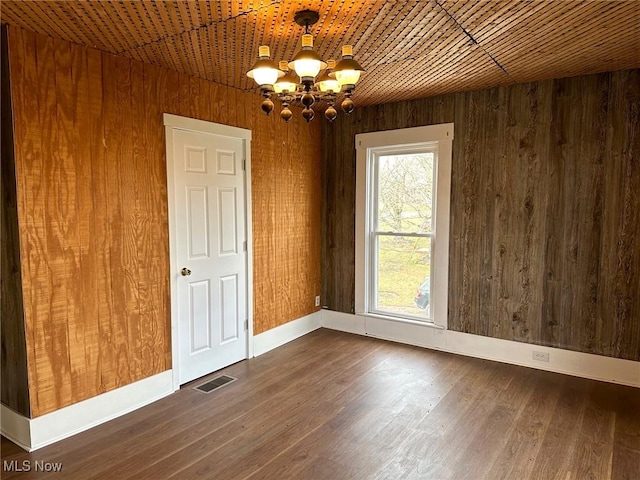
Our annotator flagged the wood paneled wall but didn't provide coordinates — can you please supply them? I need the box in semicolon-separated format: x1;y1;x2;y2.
322;69;640;361
251;108;322;334
1;25;30;417
7;26;321;417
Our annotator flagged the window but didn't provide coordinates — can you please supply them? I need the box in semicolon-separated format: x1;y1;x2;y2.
355;124;453;327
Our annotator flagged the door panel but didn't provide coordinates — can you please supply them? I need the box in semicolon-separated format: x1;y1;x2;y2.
216;150;236;175
185;146;207;172
173;128;247;385
186;186;209;258
218;187;238;255
189;280;211;353
220;274;239;343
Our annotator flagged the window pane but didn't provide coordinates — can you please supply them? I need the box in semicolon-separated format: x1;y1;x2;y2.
375;235;431;319
376;152;434;233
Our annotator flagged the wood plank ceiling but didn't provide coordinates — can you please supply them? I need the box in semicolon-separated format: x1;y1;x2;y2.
1;0;639;107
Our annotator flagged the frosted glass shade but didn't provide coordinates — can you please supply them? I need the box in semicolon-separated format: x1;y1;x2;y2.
335;69;361;87
331;45;364;88
318;77;340;93
274;72;298;94
247;46;283;87
294;59;321;78
250;66;281;86
288;34;326;80
316;66;339;93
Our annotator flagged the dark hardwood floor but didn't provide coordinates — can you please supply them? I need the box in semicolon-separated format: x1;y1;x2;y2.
2;328;639;479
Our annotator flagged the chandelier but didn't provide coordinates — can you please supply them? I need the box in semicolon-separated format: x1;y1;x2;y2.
246;10;365;123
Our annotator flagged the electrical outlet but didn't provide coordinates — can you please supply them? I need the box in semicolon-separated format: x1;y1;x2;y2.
532;351;549;362
315;295;320;307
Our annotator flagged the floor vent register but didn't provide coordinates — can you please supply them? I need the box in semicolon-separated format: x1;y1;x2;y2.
194;375;237;394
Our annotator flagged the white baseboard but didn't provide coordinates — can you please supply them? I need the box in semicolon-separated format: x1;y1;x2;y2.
253;311;322;357
320;309;366;335
1;370;176;451
0;405;31;451
321;310;640;388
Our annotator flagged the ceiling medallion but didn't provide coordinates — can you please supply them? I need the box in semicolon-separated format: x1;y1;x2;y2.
246;9;365;123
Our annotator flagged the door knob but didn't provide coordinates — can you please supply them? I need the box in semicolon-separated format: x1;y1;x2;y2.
181;267;192;276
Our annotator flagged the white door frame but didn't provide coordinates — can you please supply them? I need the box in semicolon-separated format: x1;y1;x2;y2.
164;113;253;390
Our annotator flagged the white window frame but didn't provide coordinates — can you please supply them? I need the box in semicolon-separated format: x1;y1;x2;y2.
355;124;453;329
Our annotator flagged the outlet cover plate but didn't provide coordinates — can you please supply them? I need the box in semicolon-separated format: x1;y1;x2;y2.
532;351;550;362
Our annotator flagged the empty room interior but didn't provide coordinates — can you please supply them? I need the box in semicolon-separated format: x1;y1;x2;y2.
1;1;639;479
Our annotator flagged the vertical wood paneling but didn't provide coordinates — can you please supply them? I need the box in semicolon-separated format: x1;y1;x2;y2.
247;102;325;334
604;69;640;360
86;47;114;393
142;62;172;373
226;84;237;127
277;119;292;325
322;68;640;361
105;53;132;389
252;111;278;333
129;58;145;380
304;119;323;317
7;25;322;416
38;32;73;413
162;68;181;116
477;88;500;339
452;90;479;335
1;25;30;416
215;83;229;126
10;24;43;414
73;30;100;400
54;37;86;406
234;85;246;128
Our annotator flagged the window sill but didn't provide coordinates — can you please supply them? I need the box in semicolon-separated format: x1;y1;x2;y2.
356;311;446;330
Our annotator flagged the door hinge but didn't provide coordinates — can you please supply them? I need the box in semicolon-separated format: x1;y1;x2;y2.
244;319;248;330
243;240;247;252
242;159;246;171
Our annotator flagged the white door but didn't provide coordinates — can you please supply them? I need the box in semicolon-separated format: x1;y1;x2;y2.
171;127;248;385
